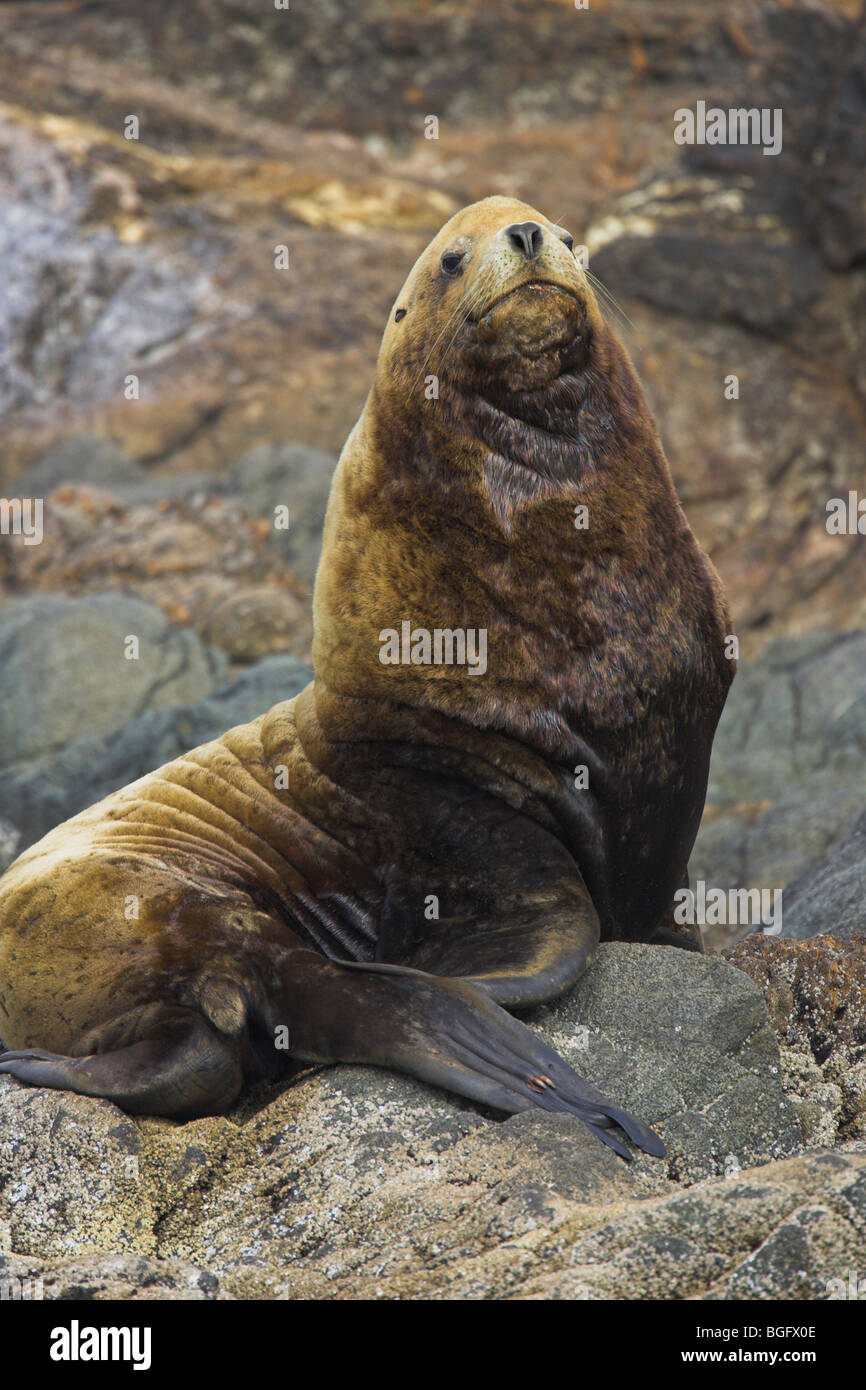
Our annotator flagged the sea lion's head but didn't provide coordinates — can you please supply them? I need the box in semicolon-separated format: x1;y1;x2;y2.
381;195;596;400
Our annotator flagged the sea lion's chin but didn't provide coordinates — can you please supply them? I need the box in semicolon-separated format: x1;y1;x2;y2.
477;281;582;344
468;282;589;392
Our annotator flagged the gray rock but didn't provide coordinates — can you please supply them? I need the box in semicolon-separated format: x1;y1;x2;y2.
0;817;20;877
1;654;310;851
230;444;336;584
781;810;866;941
14;437;144;496
110;472;223;507
0;201;122;416
707;631;866;806
596;227;821;336
0;593;226;771
526;944;801;1185
66;263;201;401
692;630;866;903
0;194;216;419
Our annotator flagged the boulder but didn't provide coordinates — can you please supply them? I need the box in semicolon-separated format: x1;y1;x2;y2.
781;812;866;943
0;593;225;770
230;444;337;585
691;631;866;950
13;436;144;495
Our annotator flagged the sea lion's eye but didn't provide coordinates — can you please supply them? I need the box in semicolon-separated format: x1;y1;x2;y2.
394;308;407;322
440;251;465;276
560;233;575;252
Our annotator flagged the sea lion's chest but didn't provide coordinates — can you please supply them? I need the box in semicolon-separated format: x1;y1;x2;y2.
555;605;728;938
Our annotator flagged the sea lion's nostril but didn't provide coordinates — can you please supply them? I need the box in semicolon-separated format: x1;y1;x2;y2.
504;221;544;260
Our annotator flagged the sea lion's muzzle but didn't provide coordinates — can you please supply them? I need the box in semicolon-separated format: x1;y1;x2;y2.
471;219;586;329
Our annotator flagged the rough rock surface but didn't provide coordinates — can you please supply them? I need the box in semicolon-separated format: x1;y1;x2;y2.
13;436;146;495
0;1253;222;1302
781;812;866;943
231;444;337;586
726;937;866;1150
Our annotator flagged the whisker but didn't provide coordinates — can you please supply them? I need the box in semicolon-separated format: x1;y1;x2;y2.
433;279;491;383
410;270;493;398
585;268;634;331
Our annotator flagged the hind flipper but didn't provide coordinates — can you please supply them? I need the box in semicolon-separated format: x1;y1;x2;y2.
0;1005;243;1119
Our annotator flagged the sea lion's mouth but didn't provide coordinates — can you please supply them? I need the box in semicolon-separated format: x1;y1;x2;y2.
475;280;581;322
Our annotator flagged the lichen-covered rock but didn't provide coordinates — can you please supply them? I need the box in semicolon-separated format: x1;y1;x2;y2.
510;1147;866;1303
0;1084;156;1258
0;1252;222;1301
725;936;866;1146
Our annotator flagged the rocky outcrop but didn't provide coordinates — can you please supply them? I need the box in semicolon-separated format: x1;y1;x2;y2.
1;3;863;656
0;485;312;664
0;592;226;767
1;940;861;1301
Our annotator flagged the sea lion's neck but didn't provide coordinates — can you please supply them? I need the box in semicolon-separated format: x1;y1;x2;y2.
312;323;713;773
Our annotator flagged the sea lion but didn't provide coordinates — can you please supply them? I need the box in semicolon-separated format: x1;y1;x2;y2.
0;197;734;1160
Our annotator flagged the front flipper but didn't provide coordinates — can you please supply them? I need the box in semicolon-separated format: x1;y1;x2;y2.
290;956;664;1161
